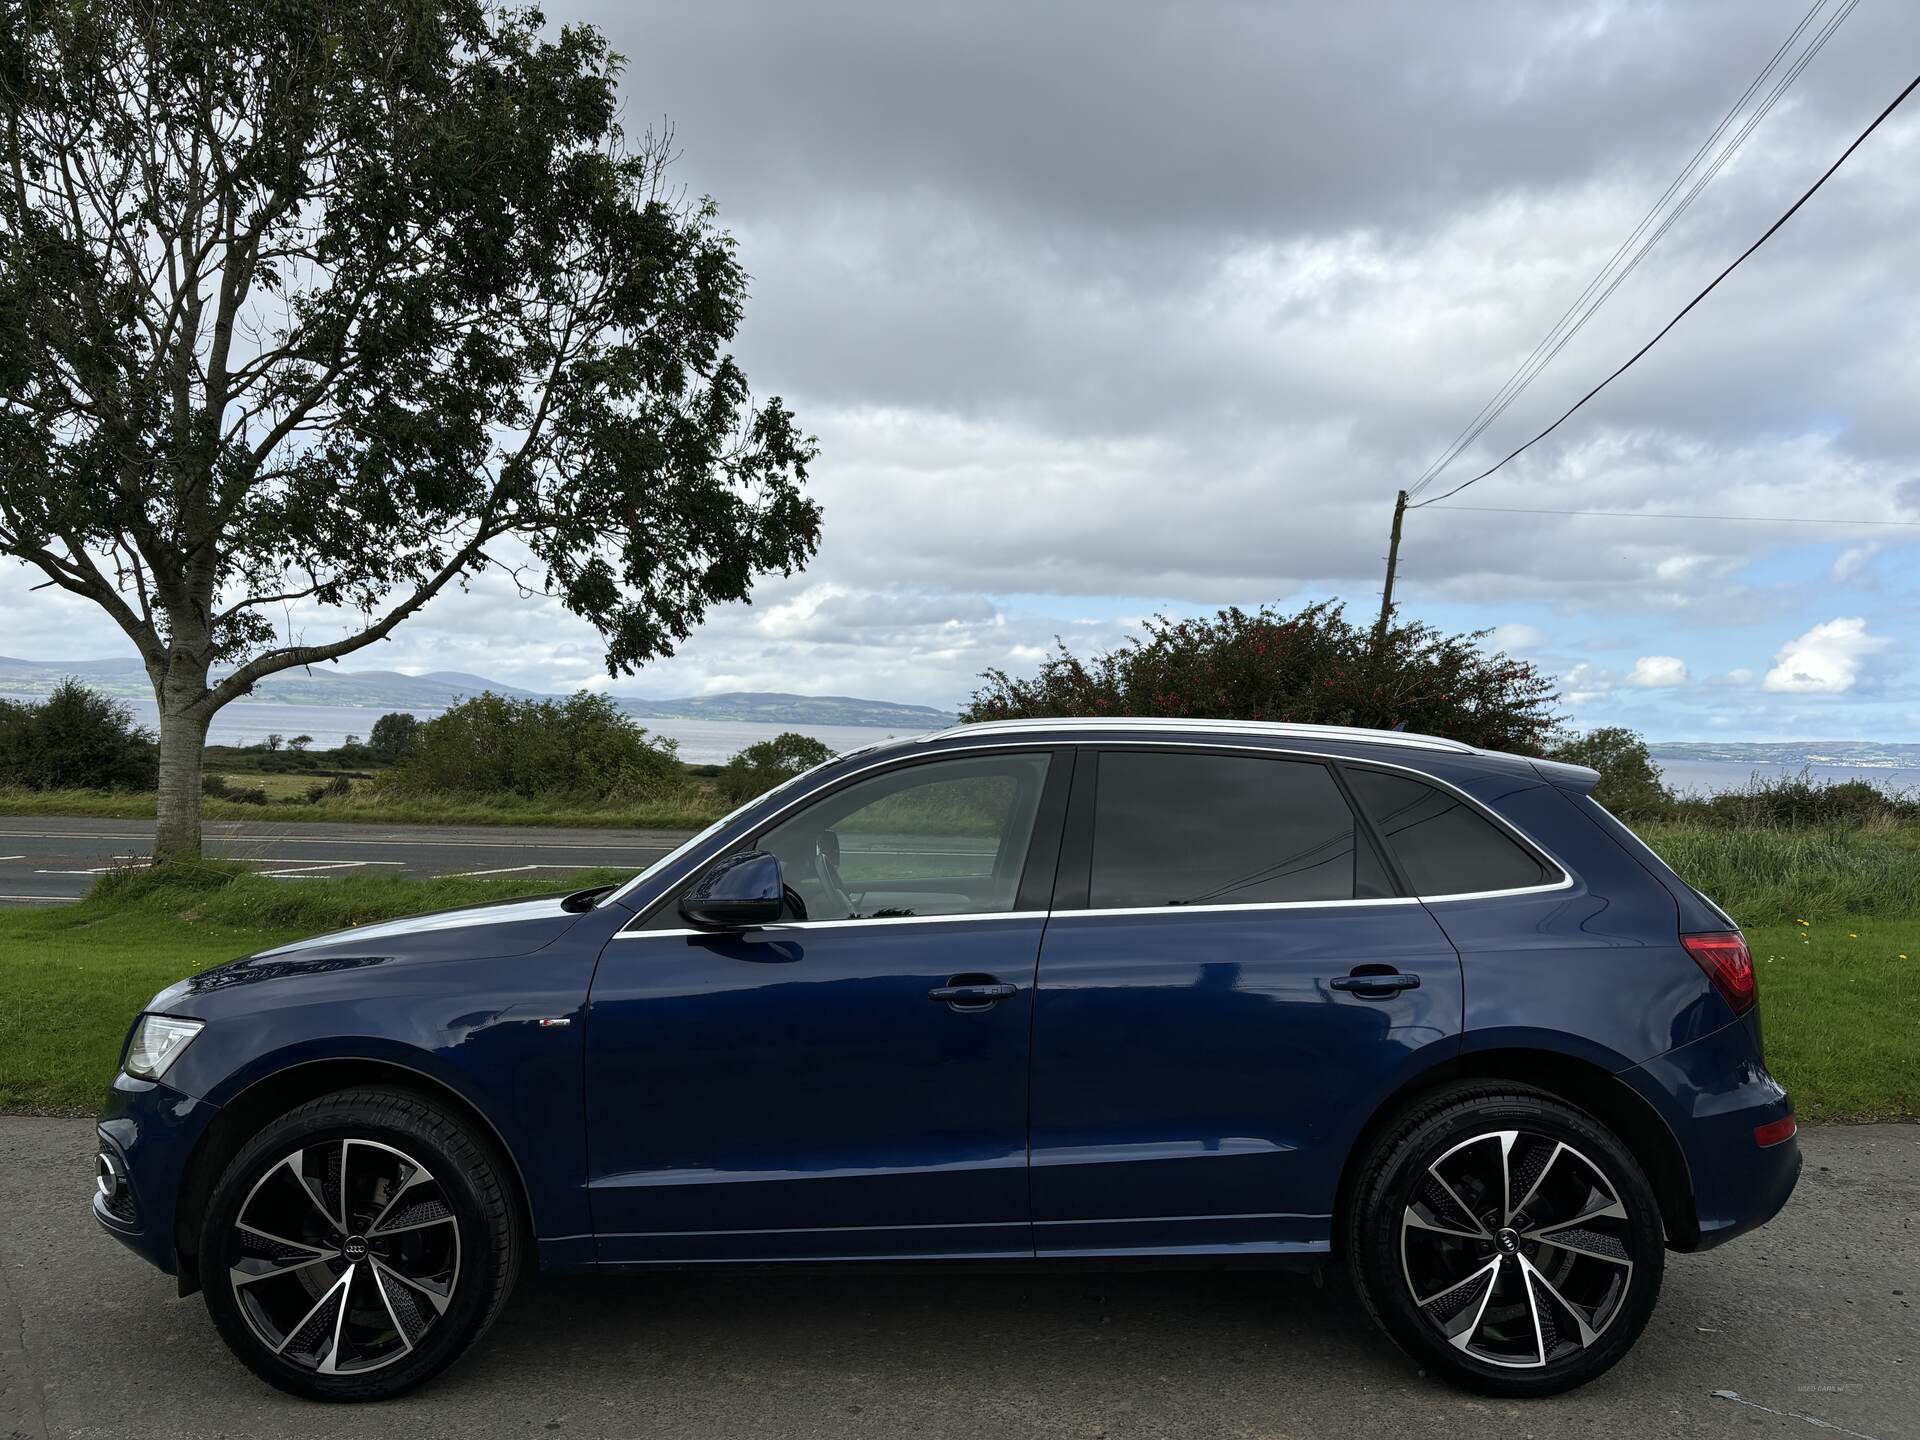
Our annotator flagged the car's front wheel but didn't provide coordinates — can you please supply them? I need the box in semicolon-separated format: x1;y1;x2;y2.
198;1086;521;1401
1344;1082;1665;1397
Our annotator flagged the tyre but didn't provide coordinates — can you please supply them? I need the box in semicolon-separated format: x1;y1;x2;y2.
1343;1082;1665;1397
197;1087;522;1401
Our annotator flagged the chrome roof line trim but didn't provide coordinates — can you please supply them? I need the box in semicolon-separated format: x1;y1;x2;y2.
921;717;1477;753
609;735;1571;916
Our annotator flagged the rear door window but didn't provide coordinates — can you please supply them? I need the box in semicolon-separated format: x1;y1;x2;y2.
1344;767;1555;897
1088;750;1393;908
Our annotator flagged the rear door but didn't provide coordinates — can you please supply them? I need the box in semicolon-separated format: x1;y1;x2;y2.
1028;745;1463;1256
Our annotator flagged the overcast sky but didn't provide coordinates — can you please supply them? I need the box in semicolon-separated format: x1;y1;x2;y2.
5;0;1917;739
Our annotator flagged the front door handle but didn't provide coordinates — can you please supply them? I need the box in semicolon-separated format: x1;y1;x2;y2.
928;979;1018;1009
1330;969;1421;998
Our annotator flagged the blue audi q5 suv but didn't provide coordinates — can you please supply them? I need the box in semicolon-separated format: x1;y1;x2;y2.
94;719;1799;1400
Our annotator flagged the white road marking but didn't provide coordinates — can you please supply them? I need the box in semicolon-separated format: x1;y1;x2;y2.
0;893;69;902
444;864;547;878
33;856;405;878
253;860;405;877
0;828;675;851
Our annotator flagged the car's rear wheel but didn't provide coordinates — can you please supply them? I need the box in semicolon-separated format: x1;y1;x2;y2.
198;1087;521;1401
1344;1082;1664;1396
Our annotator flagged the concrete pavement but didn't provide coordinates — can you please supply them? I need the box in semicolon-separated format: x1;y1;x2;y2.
0;816;698;905
1;1116;1914;1439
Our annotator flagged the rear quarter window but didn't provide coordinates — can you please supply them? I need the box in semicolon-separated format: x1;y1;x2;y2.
1345;766;1557;897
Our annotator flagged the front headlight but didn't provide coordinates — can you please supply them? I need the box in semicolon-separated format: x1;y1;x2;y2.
123;1014;204;1082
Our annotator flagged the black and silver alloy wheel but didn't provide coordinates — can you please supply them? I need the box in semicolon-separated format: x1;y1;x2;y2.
1346;1083;1664;1397
229;1138;460;1375
200;1088;520;1401
1399;1130;1634;1369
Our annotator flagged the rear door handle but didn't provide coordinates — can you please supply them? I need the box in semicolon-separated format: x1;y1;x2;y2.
1330;970;1421;998
928;981;1018;1008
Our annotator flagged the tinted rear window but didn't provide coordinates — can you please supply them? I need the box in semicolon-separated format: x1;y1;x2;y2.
1345;767;1554;897
1090;751;1392;907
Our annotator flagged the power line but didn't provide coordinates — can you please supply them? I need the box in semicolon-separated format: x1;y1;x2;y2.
1409;66;1920;511
1408;0;1859;500
1426;504;1920;529
1404;0;1845;503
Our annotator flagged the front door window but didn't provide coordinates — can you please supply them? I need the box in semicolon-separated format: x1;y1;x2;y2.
758;752;1052;919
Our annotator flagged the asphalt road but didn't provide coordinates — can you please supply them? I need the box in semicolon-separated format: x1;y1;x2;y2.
1;1118;1913;1440
0;816;699;905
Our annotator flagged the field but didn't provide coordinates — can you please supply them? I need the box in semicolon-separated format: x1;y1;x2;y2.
0;734;738;830
0;782;727;830
1;826;1915;1121
1638;819;1920;921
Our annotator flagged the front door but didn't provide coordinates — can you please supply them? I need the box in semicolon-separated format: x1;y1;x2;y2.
1030;746;1463;1255
586;748;1068;1263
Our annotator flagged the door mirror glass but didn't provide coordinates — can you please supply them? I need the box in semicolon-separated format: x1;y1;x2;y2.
680;850;785;929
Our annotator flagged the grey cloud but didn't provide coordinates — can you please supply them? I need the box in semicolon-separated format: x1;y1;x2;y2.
6;1;1918;736
589;1;1911;239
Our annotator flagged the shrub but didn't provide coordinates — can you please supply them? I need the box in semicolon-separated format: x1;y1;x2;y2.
202;774;268;805
1547;727;1673;821
0;679;158;790
717;732;837;804
305;774;354;804
368;711;422;764
381;691;685;803
334;736;373;767
963;601;1559;753
1667;771;1920;829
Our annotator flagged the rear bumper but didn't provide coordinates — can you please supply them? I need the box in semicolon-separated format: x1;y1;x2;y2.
1617;1014;1799;1251
92;1071;221;1278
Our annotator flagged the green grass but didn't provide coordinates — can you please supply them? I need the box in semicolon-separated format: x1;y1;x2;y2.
1638;820;1920;925
2;838;1916;1122
0;783;727;830
0;864;629;1114
1744;918;1919;1122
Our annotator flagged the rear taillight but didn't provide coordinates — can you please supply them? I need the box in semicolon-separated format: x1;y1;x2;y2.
1682;931;1757;1015
1754;1115;1797;1147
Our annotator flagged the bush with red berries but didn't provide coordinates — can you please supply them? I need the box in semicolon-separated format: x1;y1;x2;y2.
962;601;1558;754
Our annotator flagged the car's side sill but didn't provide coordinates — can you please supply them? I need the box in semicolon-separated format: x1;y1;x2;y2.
555;1243;1334;1278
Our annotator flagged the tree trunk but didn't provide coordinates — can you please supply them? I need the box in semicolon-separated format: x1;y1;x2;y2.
153;690;212;863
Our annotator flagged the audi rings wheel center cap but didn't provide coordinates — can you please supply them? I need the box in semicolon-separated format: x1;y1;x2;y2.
342;1235;369;1262
1495;1227;1521;1255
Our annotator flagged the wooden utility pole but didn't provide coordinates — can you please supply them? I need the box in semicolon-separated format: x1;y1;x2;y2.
1374;489;1409;642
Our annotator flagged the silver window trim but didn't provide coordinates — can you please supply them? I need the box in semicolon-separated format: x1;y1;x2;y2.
608;737;1575;928
616;910;1051;940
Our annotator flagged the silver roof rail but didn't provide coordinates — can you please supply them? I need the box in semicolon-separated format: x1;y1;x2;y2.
921;717;1477;754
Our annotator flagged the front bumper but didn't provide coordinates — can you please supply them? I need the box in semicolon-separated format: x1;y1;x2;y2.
1617;1014;1800;1251
93;1071;221;1279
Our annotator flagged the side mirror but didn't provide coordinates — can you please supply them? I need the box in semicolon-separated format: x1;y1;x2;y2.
680;850;785;930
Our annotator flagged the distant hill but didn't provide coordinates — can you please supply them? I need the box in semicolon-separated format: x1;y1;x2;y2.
616;691;954;727
1648;740;1920;770
0;655;954;729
